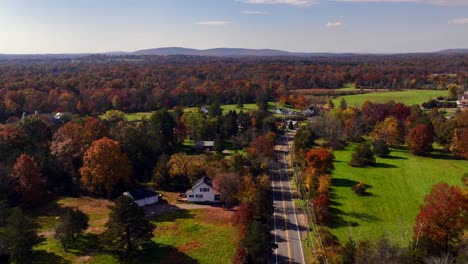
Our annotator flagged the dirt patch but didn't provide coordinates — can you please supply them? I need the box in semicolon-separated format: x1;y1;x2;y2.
198;207;235;226
178;240;203;254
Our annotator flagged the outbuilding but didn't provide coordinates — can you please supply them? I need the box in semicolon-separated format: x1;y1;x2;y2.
123;187;161;207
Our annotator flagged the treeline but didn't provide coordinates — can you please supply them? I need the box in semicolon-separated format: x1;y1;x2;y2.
293;101;468;263
0;55;467;120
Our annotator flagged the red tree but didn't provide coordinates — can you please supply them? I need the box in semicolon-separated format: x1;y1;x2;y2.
305;147;335;174
414;183;468;252
248;132;276;161
313;194;330;225
12;154;46;206
406;124;433;155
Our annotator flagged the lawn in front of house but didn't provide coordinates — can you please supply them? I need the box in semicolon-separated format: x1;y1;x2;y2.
32;197;237;264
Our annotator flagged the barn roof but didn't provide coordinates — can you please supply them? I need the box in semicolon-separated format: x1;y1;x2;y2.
125;187;158;200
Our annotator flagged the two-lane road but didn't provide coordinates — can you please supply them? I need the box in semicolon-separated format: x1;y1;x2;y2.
271;133;306;264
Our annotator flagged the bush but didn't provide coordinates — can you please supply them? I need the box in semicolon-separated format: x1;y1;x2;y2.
372;138;390;158
349;143;376;167
352;182;367;195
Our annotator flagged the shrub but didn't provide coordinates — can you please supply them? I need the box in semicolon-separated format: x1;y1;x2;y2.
352;182;367;195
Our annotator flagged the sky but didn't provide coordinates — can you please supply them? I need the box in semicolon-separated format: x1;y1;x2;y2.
0;0;467;54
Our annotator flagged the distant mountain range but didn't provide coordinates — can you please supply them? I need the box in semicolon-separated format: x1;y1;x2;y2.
130;47;357;57
1;47;467;60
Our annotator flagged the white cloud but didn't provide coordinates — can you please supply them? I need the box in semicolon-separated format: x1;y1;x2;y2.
196;21;231;25
449;17;468;24
241;10;268;14
326;21;344;27
238;0;319;7
331;0;468;6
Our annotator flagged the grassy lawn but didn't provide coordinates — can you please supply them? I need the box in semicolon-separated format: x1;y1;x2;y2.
149;208;237;264
333;90;446;107
32;197;237;263
329;144;467;245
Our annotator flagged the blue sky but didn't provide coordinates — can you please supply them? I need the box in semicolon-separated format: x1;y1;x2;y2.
0;0;467;53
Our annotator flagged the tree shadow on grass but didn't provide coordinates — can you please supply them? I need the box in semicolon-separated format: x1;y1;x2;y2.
427;153;460;161
332;178;359;188
373;163;398;168
34;250;71;264
148;208;195;222
329;205;381;229
129;241;200;264
384;155;407;160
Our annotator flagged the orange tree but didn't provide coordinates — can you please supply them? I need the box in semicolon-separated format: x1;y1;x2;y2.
80;137;131;199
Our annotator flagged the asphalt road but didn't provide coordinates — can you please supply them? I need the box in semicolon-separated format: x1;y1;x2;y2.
271;133;306;264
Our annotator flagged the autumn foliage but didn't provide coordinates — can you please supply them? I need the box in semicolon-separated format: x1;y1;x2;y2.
305;147;335;174
406;124;434;156
414;183;468;252
12;154;46;206
80;137;131;199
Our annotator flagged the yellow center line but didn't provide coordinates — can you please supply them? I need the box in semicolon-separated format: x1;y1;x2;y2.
278;146;293;264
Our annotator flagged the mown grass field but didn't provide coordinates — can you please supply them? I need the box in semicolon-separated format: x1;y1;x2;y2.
329;144;467;245
332;90;446;107
32;197;237;264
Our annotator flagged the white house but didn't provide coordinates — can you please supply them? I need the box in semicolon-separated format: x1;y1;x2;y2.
123;187;161;207
186;176;221;203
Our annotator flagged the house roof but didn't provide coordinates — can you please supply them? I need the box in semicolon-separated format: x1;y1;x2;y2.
125;187;158;200
194;141;214;148
192;176;213;188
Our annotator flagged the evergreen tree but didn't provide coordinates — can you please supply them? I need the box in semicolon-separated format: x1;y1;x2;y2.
242;219;276;263
1;208;40;264
341;237;356;264
54;208;89;249
103;196;155;255
349;143;376;167
372;138;390;158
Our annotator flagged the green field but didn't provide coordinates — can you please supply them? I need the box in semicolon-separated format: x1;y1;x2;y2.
329;144;467;245
332;90;446;107
32;198;237;264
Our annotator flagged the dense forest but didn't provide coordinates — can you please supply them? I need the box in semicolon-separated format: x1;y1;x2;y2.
0;54;467;119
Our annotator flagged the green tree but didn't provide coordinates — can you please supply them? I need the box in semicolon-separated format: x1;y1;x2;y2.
447;84;458;99
339;98;348;110
1;208;40;263
54;208;89;249
371;138;390;158
103;196;155;255
208;101;222;118
349;143;376;167
242;219;276;263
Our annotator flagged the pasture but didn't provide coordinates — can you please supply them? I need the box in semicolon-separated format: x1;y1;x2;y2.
332;90;446;107
329;144;466;245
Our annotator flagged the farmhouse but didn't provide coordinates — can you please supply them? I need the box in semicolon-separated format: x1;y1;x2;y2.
123;187;161;207
186;176;221;203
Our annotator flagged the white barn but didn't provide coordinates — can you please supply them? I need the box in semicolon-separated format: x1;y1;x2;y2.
123;187;160;207
186;176;221;203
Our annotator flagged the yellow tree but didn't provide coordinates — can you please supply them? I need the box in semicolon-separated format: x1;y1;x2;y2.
80;137;131;199
371;116;402;147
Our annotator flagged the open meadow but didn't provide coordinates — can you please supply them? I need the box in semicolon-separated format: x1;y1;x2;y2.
329;144;467;245
332;90;446;107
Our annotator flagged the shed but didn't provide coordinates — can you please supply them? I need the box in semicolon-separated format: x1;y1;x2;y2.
123;187;160;207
